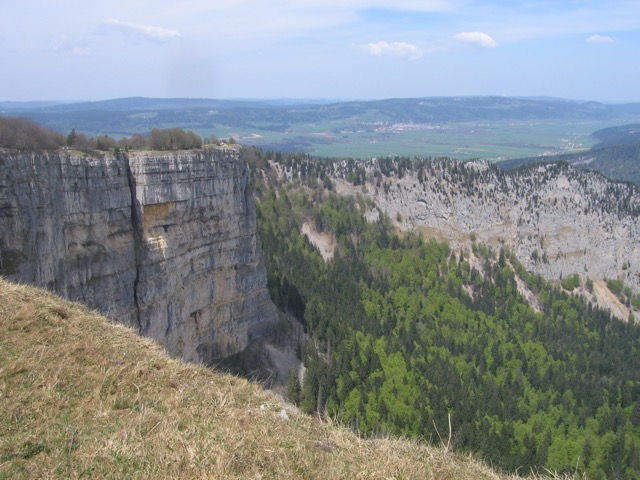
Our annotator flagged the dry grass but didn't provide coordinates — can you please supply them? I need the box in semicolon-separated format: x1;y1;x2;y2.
0;278;574;479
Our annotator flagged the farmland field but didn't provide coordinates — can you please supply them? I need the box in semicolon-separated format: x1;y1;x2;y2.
205;119;611;160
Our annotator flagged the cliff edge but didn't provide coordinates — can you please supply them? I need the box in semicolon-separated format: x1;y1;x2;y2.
0;145;277;363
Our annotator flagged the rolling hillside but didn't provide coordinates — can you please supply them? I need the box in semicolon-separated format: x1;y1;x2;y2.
499;124;640;184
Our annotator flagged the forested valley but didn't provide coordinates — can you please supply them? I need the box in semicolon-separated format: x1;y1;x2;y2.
242;147;640;479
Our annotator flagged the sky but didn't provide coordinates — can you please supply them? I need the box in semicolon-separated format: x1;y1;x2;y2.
1;0;640;102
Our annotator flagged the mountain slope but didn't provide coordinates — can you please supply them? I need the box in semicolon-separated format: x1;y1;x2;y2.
250;149;640;298
499;124;640;185
500;142;640;184
0;277;518;480
245;150;640;477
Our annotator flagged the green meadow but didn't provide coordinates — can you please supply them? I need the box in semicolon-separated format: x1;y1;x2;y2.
206;118;612;160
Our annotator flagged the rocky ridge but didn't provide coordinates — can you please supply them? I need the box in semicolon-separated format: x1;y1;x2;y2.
319;158;640;294
0;146;277;363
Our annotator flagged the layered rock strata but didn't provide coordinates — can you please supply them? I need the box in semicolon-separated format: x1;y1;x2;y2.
0;146;277;363
331;160;640;292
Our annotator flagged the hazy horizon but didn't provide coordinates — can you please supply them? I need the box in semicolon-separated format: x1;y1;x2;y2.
3;94;640;107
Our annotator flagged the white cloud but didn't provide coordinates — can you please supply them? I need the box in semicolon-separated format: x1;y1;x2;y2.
362;41;423;60
586;34;615;44
454;31;498;48
103;19;181;42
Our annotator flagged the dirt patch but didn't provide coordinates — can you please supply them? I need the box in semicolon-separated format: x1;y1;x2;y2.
592;279;630;321
301;221;336;262
143;201;176;233
514;273;542;312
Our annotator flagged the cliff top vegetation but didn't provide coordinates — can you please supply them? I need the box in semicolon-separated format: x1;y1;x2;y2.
0;116;205;152
0;116;65;150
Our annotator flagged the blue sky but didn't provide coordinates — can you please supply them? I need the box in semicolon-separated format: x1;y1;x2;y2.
1;0;639;102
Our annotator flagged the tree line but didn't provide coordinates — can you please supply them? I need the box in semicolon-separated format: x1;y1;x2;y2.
0;116;211;151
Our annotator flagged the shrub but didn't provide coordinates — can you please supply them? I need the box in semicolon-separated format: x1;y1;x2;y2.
148;128;202;150
0;116;64;150
561;273;580;291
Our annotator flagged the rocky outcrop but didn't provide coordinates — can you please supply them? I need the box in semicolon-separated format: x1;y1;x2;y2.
0;146;277;363
332;159;640;293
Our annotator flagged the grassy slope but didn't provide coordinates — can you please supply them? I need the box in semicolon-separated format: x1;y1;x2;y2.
0;278;524;480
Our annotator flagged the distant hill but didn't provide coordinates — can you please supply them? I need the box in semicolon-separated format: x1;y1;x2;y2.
0;278;510;479
6;95;640;123
591;123;640;148
20;97;276;113
5;96;640;159
500;123;640;184
0;100;72;110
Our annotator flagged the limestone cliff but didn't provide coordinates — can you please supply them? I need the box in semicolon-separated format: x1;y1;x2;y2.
0;146;277;363
326;159;640;293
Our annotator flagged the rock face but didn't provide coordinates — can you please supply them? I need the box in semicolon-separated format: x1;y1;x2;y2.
332;159;640;292
0;146;277;363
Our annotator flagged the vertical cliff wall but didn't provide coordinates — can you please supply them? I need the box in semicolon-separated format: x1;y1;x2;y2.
0;146;277;363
